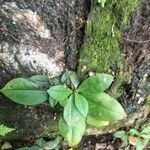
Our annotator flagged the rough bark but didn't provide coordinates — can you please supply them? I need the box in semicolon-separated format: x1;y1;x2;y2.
0;0;150;144
0;0;90;140
121;0;150;113
0;0;89;85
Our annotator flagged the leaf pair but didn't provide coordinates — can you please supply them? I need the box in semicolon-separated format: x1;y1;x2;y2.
16;137;61;150
47;85;89;147
77;73;126;125
64;94;88;126
60;94;88;147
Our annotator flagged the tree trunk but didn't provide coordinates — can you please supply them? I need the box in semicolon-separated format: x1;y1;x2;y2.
0;0;150;146
0;0;89;85
0;0;89;140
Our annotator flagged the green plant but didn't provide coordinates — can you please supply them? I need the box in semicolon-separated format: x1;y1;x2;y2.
98;0;107;7
114;124;150;150
0;124;15;136
0;72;126;147
16;136;62;150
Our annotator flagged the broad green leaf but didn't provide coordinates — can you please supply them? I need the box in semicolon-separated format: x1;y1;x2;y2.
88;93;126;121
42;136;61;150
113;131;126;138
136;139;142;150
86;115;109;127
49;97;58;108
16;146;42;150
47;85;72;107
129;129;140;136
61;71;80;88
0;78;48;105
63;94;83;127
59;117;86;147
98;0;107;7
74;93;89;118
0;124;15;136
78;74;114;99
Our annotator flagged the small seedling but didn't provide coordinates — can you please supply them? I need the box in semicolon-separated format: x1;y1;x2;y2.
0;71;126;147
0;124;15;136
16;136;62;150
114;124;150;150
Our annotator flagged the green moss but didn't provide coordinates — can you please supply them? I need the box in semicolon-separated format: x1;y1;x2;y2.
78;0;140;79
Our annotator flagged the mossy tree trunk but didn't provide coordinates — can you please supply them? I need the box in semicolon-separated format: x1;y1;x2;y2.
0;0;150;145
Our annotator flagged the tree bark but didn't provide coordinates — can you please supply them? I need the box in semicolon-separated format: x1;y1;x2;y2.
0;0;90;140
0;0;150;143
0;0;89;85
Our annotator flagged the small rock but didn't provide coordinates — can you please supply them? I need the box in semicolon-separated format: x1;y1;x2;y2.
95;143;107;150
1;142;12;150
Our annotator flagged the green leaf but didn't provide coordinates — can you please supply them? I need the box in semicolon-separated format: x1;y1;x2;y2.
0;124;15;136
49;97;58;108
0;78;48;105
88;93;126;121
86;115;109;127
136;139;142;150
30;75;49;82
59;117;86;147
140;134;150;140
147;95;150;106
140;125;150;140
35;138;46;147
122;135;128;146
98;0;107;7
49;77;61;86
29;75;50;89
129;129;140;136
16;146;42;150
47;85;72;107
61;71;80;88
63;94;83;127
113;131;126;138
141;125;150;134
114;131;128;146
42;136;61;150
74;93;89;118
78;74;114;99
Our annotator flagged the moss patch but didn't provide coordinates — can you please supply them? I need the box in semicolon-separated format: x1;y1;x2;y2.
78;0;140;79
